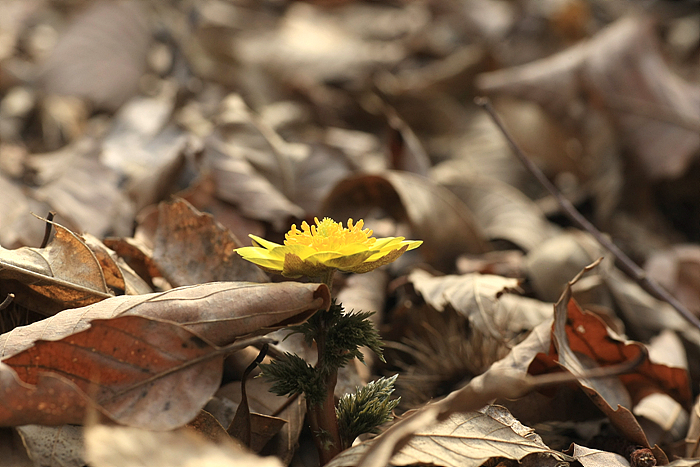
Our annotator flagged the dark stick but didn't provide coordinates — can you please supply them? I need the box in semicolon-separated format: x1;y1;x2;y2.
40;211;57;248
475;96;700;332
0;294;14;311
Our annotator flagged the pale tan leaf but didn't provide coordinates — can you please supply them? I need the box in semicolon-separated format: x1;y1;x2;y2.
331;405;564;467
354;318;553;467
408;269;552;341
569;444;629;467
84;424;284;467
17;425;84;467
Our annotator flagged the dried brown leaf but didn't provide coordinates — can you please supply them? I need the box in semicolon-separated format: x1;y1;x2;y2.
152;198;268;286
0;220;112;313
216;377;305;464
434;171;558;252
186;410;233;445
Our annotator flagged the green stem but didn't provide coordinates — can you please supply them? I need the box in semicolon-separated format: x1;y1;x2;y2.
318;269;336;291
308;296;342;465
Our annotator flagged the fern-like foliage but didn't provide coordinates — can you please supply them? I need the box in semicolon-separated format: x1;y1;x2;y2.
260;352;325;405
336;375;400;449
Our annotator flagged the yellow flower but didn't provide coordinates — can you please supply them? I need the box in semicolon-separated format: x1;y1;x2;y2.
235;217;422;278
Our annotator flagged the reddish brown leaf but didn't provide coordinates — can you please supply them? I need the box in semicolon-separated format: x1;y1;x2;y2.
2;315;222;429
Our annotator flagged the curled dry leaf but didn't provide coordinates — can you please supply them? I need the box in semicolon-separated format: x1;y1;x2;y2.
322;171;489;269
152;198;268;287
84;423;284;467
216;377;304;464
2;315;223;429
533;262;692;464
408;269;553;341
433;170;559;252
206;138;305;231
0;281;330;357
82;233;152;296
102;236;162;289
0;220;112;314
330;405;566;467
476;16;700;180
567;444;630;467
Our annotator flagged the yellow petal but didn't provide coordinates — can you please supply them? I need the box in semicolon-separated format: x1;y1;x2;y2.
249;234;282;250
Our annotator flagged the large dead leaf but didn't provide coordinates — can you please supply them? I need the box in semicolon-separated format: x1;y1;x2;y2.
322;171;489;269
476;16;700;180
0;220;113;313
328;405;566;467
0;281;330;357
39;0;150;111
408;269;553;341
152;198;268;287
2;315;223;429
354;316;554;467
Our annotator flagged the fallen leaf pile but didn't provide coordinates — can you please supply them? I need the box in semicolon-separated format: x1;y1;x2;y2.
1;0;700;466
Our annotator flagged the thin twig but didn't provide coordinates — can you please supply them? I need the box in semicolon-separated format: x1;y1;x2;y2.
40;211;56;248
475;96;700;333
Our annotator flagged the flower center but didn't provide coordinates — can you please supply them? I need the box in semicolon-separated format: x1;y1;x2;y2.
285;217;376;251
